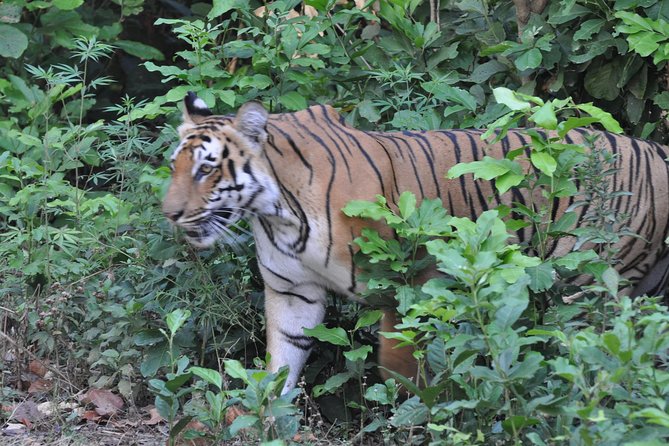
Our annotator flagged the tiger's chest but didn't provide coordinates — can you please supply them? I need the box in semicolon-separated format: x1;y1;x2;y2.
252;216;358;299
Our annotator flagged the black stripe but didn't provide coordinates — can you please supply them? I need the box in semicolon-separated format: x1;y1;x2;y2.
275;288;318;305
280;330;314;350
259;261;295;285
402;130;441;199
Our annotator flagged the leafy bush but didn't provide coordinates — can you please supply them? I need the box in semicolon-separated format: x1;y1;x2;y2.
2;0;669;444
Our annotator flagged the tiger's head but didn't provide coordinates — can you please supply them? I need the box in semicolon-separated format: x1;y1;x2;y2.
162;92;276;247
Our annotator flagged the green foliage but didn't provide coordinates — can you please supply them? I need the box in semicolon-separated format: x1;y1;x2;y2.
2;0;669;443
341;89;669;444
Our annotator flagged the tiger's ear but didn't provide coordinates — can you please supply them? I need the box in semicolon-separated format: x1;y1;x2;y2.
234;101;268;148
183;91;213;122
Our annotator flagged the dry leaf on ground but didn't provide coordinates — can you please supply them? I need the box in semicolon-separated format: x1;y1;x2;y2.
28;360;48;378
27;378;52;394
142;406;164;426
82;388;124;417
8;401;43;428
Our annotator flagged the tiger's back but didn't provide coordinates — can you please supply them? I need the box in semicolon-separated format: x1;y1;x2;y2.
264;104;669;296
163;95;669;393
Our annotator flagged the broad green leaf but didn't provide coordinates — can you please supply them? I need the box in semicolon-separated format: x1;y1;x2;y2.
632;408;669;428
627;31;663;57
278;91;307;111
134;330;165;346
303;324;350;347
584;61;621;101
189;367;223;390
615;11;655;32
554;250;599;269
574;18;606;41
208;0;249;19
365;382;394;404
229;414;259;436
165;372;193;393
602;266;620;296
527;262;555;292
447;156;514;180
224;359;249;384
355;309;383;330
0;24;28;58
469;59;508;83
357;99;381;123
576;104;623;133
493;87;531;111
343;345;373;361
313;371;353;396
502;416;540;434
530;102;557;130
166;309;190;335
548;357;580;382
115;40;165;61
495;171;525;194
53;0;84;10
423;83;477;111
390;396;429;427
397;191;416;219
530;151;557;177
515;48;542;71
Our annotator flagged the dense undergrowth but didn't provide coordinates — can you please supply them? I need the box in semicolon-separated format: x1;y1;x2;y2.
1;0;669;445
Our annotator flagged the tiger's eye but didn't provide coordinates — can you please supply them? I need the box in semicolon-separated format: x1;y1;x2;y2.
199;164;213;175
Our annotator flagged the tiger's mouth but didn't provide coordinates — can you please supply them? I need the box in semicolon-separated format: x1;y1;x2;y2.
182;207;244;247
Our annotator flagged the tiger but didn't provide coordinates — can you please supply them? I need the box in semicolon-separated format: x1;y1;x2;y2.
162;91;669;393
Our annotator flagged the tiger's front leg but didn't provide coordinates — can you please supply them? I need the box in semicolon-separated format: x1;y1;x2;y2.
264;285;327;394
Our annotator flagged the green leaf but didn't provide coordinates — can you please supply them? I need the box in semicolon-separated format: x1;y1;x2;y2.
469;59;508;83
602;266;620;296
448;156;519;181
114;40;165;61
0;24;28;58
530;151;557;177
493;87;531;111
495;171;525;194
573;19;605;41
357;99;381;123
134;330;165;346
278;91;307;111
355;310;383;330
224;359;250;384
584;61;621;101
303;324;350;347
208;0;249;19
53;0;84;10
365;382;394;405
632;408;669;428
313;371;353;396
527;262;555;292
397;191;416;219
343;345;373;361
576;104;623;133
189;367;223;390
423;83;477;111
390;396;429;427
627;31;664;57
515;48;542;71
530;102;557;130
165;372;193;393
166;309;190;336
229;414;259;436
502;416;540;434
554;250;599;269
